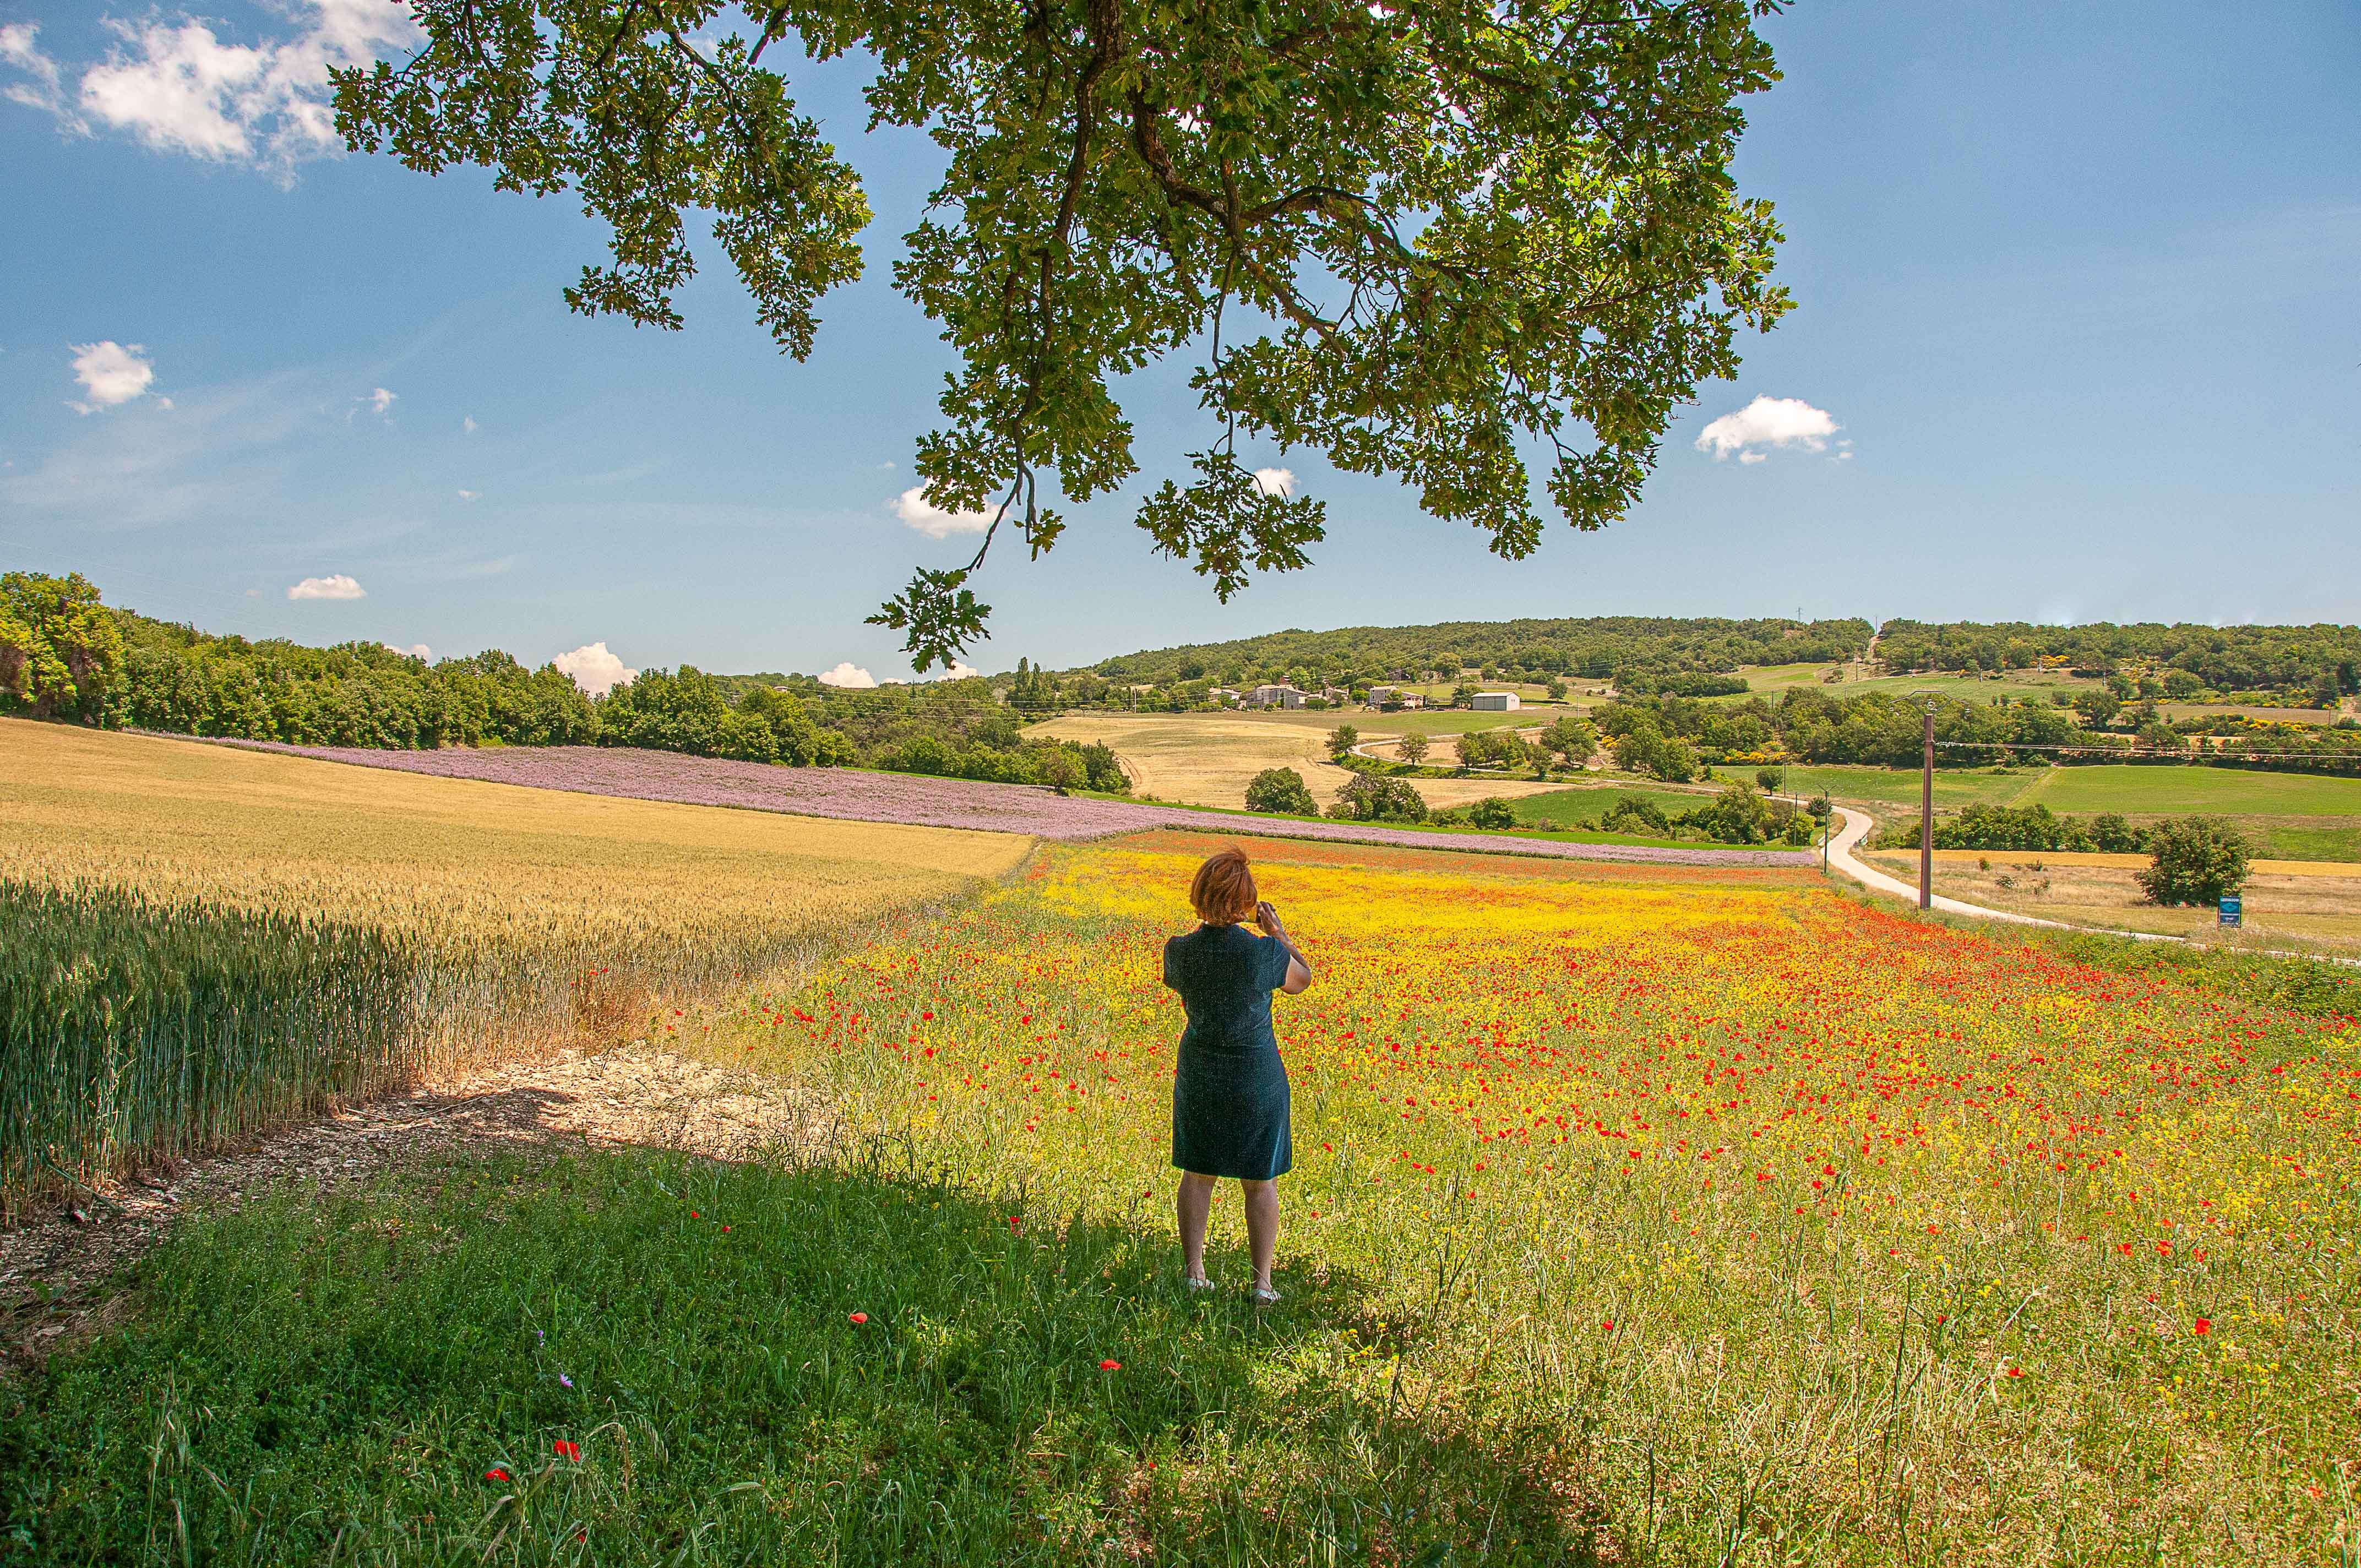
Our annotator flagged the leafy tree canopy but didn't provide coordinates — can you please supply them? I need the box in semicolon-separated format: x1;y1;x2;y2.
334;0;1791;667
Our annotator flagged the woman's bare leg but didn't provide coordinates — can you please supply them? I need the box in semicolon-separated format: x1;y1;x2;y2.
1177;1172;1216;1282
1241;1179;1279;1293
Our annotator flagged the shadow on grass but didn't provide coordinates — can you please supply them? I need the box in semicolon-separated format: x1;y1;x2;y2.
0;1142;1618;1566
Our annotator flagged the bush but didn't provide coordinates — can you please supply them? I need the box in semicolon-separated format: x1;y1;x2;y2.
1465;797;1517;830
1596;796;1671;836
1328;774;1428;823
1243;767;1319;816
2137;817;2251;907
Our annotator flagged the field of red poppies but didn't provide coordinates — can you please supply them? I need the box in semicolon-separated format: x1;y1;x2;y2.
707;831;2359;1562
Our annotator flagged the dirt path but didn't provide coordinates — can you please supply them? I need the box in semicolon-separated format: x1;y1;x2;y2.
0;1048;822;1366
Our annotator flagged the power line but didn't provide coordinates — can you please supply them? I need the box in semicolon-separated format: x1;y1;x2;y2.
1930;740;2359;761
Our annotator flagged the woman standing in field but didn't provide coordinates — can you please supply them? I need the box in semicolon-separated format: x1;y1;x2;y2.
1163;846;1314;1303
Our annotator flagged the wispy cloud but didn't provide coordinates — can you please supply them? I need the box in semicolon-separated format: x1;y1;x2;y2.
1;23;71;121
2;2;420;182
2;368;312;529
287;573;365;600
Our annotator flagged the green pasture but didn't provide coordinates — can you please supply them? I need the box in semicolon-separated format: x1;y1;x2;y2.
2020;765;2361;816
1762;765;2031;811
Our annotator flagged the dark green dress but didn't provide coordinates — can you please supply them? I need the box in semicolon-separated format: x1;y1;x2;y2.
1163;923;1294;1180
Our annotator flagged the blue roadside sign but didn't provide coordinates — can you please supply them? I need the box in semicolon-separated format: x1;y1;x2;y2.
2218;895;2242;927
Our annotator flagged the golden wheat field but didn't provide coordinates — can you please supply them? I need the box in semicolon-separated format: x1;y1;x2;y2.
1026;710;1563;810
0;720;1029;1203
1;721;1027;948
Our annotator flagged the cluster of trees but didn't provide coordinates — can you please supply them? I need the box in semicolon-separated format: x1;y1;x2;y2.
1613;671;1751;698
1876;804;2151;854
1573;785;1817;846
873;729;1126;791
1242;767;1428;823
1877;619;2361;700
1085;616;1873;696
3;571;600;748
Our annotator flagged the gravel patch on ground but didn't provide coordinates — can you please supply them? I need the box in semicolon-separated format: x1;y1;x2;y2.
207;741;1818;868
0;1048;823;1366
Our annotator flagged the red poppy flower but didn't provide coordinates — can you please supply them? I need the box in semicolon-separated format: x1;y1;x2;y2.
848;1311;869;1325
1601;1320;1615;1332
483;1468;510;1482
2192;1318;2211;1335
1098;1359;1121;1371
553;1440;582;1462
2005;1366;2025;1378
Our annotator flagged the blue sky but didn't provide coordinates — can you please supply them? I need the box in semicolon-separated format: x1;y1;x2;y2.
3;1;2357;684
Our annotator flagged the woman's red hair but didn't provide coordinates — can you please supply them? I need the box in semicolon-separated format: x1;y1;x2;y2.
1190;847;1259;925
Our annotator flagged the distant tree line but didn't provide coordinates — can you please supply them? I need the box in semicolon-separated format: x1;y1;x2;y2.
1080;616;1874;694
0;573;1123;792
1592;687;2361;778
1876;618;2361;700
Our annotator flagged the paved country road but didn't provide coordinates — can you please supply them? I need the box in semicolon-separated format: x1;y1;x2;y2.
208;741;1820;870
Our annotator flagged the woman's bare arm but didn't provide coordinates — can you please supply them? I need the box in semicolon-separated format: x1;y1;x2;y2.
1256;901;1314;994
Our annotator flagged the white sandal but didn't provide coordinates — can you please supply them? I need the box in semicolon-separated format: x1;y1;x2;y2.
1184;1275;1214;1292
1251;1287;1282;1306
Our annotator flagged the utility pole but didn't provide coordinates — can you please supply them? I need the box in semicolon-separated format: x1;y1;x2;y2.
1919;700;1935;910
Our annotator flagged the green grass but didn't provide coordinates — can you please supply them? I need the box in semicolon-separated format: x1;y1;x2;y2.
3;1147;1595;1565
1762;765;2031;811
2244;820;2361;862
2019;765;2361;816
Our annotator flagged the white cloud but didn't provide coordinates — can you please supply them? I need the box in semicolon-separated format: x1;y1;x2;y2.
817;661;878;688
462;415;477;434
67;340;155;411
894;486;997;539
553;641;637;697
366;386;396;415
1;23;70;121
287;573;365;601
456;488;478;500
384;641;430;661
26;1;423;180
934;661;982;682
1252;466;1295;498
1695;395;1841;462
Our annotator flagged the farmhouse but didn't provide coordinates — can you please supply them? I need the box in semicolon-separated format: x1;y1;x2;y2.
1471;691;1522;711
1247;683;1309;709
1207;687;1241;705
